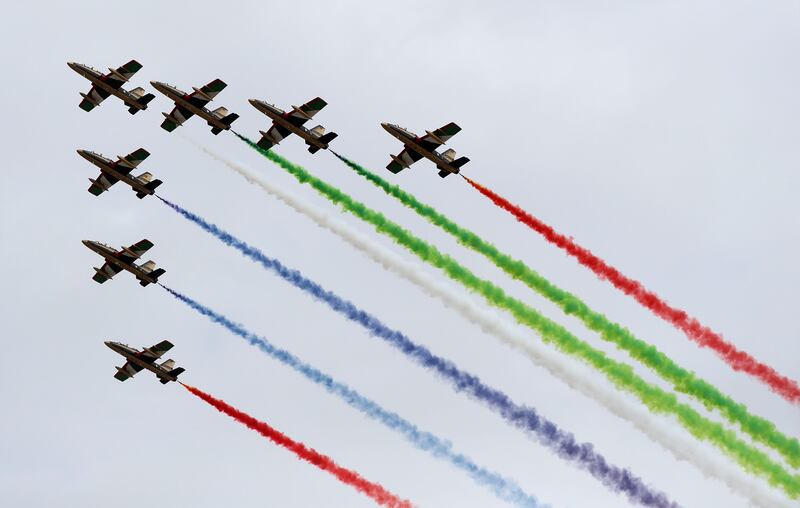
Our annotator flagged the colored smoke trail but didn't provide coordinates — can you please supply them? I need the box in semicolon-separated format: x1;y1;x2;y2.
160;285;545;508
181;383;413;508
235;135;800;499
462;175;800;405
329;152;800;470
157;190;675;508
195;146;790;508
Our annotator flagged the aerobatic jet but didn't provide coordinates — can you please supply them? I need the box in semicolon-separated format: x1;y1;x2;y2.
83;238;165;287
382;122;470;178
150;78;239;134
68;60;155;114
105;340;185;384
77;148;162;199
249;97;338;153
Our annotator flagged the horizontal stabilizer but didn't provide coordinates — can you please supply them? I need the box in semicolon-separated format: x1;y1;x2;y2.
139;260;157;273
440;148;456;162
309;125;325;137
136;179;162;199
159;367;185;384
128;92;155;114
308;145;321;154
221;112;238;126
318;132;338;145
161;359;176;370
160;118;178;132
438;169;451;178
136;172;153;184
137;267;165;286
212;106;229;118
450;156;469;169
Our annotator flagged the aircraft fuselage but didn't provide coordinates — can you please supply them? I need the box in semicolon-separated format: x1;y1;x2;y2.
150;81;230;131
77;150;155;196
105;341;179;382
249;99;330;150
82;240;158;285
67;62;147;111
381;123;461;175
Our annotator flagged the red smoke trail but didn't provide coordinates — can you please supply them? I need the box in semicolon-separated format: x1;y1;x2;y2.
181;383;414;507
463;176;800;403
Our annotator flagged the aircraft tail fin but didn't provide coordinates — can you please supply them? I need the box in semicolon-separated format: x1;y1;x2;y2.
127;88;155;114
160;366;185;384
135;178;162;199
440;148;457;162
450;156;470;169
221;112;239;126
137;267;165;287
318;131;338;145
307;130;338;153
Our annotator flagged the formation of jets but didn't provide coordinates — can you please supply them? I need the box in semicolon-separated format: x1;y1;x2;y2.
72;58;475;384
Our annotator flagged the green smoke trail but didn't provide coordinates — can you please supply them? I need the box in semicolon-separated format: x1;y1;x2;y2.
236;134;800;498
328;153;800;471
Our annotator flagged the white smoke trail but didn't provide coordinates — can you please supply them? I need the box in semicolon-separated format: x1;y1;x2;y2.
193;141;790;508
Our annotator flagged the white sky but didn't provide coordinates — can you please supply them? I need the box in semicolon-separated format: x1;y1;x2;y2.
1;1;798;507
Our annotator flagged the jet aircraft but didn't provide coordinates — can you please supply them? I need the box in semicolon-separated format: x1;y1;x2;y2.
249;97;338;153
77;148;162;199
150;78;239;134
68;60;154;114
83;238;165;287
105;340;185;384
382;122;469;178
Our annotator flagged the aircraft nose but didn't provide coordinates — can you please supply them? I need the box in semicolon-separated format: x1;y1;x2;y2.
104;341;112;347
380;122;391;131
76;149;90;161
248;98;259;107
67;61;78;70
81;240;92;248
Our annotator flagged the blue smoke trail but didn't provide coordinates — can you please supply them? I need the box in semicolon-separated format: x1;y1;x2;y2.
158;196;677;508
160;284;544;508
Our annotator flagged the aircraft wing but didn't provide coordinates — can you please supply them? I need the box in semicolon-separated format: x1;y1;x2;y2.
92;261;123;283
140;340;174;361
186;78;227;109
257;123;292;151
79;86;111;112
114;361;143;381
161;104;194;132
116;148;150;172
88;172;119;196
387;147;423;174
116;238;154;265
104;59;144;88
417;122;462;151
286;97;327;127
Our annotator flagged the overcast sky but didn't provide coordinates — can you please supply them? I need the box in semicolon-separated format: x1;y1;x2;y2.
2;1;799;507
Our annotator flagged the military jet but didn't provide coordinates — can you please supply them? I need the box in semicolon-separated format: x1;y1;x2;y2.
68;60;155;114
150;78;239;134
382;122;470;178
249;97;338;153
83;239;165;287
105;340;185;384
77;148;162;199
